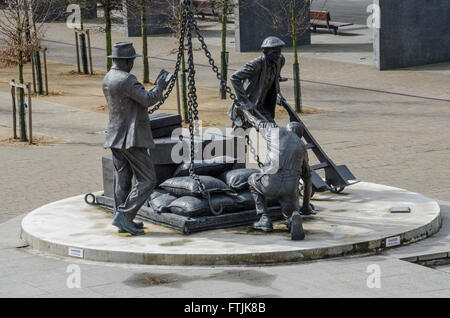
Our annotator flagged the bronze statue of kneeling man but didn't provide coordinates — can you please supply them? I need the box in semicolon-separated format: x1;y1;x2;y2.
102;42;170;235
235;106;316;240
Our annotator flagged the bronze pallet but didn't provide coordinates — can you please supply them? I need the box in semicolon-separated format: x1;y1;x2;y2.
95;194;285;234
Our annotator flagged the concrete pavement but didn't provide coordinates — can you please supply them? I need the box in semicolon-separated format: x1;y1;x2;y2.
1;74;449;297
0;11;450;297
1;203;450;297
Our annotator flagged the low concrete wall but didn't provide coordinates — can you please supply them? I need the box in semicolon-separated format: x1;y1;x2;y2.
235;0;311;52
374;0;450;70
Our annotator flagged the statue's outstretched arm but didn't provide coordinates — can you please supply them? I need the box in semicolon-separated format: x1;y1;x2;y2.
127;75;163;107
238;107;277;140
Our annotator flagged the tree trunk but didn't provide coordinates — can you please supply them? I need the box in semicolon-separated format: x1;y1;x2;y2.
16;22;27;142
292;0;302;113
104;1;112;71
34;51;43;95
80;33;89;74
141;1;149;83
77;1;89;74
79;0;84;30
18;62;27;142
23;0;32;62
220;0;228;99
293;56;302;113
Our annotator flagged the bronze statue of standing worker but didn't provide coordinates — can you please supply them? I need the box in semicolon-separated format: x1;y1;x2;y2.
103;42;170;235
228;36;287;128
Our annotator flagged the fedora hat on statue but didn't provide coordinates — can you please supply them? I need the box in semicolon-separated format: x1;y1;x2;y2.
107;42;142;59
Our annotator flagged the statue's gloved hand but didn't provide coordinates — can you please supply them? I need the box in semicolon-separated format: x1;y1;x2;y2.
276;93;286;106
235;103;246;118
242;100;255;111
155;69;172;90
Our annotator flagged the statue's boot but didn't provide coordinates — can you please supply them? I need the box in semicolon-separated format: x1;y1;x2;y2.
117;213;144;232
118;221;144;233
134;221;144;229
290;211;305;241
113;212;145;236
126;218;144;229
252;215;273;232
300;205;317;216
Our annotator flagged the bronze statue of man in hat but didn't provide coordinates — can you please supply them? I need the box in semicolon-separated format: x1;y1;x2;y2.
103;42;171;235
228;36;287;128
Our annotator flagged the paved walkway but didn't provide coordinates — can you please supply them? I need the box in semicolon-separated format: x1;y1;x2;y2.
0;17;450;297
1;202;450;297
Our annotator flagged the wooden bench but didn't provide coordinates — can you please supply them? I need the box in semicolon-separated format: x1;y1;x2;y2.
310;10;353;35
192;0;220;21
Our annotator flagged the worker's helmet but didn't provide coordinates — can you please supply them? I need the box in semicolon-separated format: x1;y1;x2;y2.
107;42;142;59
261;36;286;50
286;122;304;138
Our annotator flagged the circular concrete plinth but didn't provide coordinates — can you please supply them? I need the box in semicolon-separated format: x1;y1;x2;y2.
21;182;441;265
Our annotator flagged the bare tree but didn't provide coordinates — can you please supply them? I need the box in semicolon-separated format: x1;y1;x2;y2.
256;0;311;113
125;0;155;83
218;0;232;99
96;0;123;71
207;0;237;99
162;0;189;123
0;0;54;141
139;0;151;83
125;0;180;84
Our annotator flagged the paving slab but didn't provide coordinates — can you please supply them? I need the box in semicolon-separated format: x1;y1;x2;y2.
2;213;450;297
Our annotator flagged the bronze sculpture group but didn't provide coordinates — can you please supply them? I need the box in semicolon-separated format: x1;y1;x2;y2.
103;38;314;240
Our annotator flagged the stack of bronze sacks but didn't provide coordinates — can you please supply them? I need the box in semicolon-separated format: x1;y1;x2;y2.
102;113;276;216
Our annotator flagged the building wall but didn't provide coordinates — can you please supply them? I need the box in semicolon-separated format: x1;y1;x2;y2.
374;0;450;70
235;0;311;52
123;0;175;37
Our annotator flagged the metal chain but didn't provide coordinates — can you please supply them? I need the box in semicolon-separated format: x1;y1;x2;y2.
186;7;237;103
185;2;205;194
246;134;264;168
148;6;187;114
245;135;264;169
151;1;263;177
186;6;264;168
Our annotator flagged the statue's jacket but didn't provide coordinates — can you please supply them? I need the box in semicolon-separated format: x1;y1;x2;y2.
228;54;285;125
102;66;163;149
252;121;310;179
